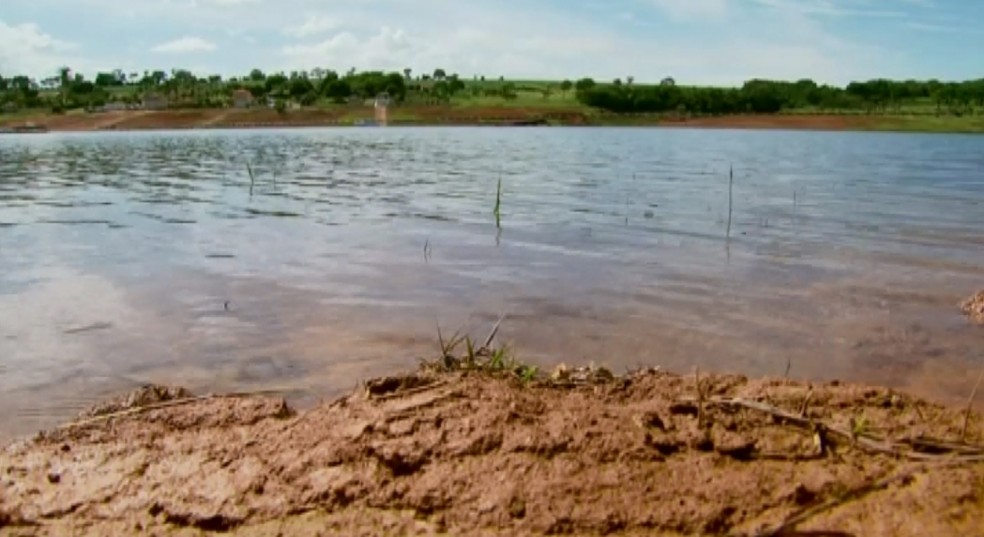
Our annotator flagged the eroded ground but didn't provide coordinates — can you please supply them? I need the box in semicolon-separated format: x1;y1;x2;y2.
962;290;984;324
1;366;982;536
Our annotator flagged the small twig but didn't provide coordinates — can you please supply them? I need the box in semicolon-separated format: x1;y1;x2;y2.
784;357;791;380
60;392;281;430
696;396;984;462
900;436;984;456
437;323;446;356
483;314;506;349
726;165;734;240
961;368;984;441
799;388;813;418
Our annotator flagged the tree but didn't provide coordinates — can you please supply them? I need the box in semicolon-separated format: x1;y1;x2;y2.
249;69;265;82
288;77;314;100
95;72;120;87
626;76;634;86
575;78;596;92
433;68;446;80
560;79;573;95
612;78;622;86
660;76;676;86
403;68;412;80
322;79;351;102
265;73;288;93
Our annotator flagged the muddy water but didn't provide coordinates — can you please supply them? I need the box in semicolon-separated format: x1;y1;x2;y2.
1;127;983;438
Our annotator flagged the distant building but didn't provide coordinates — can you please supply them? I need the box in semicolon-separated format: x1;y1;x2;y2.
142;93;168;111
232;89;254;109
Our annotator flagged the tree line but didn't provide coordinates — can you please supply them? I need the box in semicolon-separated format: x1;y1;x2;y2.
2;66;983;116
0;67;475;112
574;77;984;115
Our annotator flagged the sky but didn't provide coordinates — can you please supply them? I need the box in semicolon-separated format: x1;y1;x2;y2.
1;0;982;86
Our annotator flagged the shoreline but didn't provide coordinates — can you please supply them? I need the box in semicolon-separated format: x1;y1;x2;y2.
3;108;983;134
2;358;982;536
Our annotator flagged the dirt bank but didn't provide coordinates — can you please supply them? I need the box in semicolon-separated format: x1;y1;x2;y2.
659;114;883;131
0;107;588;132
2;364;981;536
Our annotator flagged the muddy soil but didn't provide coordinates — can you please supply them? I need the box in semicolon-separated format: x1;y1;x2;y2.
1;368;982;536
660;114;881;131
962;290;984;324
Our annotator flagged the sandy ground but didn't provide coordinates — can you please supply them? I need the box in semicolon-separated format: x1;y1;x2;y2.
2;365;982;536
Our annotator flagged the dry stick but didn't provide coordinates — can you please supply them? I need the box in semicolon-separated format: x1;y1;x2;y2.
900;436;984;456
698;396;984;462
799;388;814;418
59;392;282;430
483;314;506;349
783;357;792;380
726;165;734;240
961;368;984;441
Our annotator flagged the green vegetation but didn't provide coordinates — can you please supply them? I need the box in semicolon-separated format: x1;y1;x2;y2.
427;318;540;383
1;65;983;130
574;78;984;116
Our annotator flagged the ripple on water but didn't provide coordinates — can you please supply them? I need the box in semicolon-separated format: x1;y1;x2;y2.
0;127;983;438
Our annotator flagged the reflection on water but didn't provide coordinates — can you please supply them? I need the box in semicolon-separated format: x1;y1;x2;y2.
1;127;984;438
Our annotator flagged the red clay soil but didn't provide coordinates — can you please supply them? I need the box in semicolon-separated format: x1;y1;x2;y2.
962;290;984;324
2;367;982;536
0;107;590;131
660;114;882;131
2;108;889;131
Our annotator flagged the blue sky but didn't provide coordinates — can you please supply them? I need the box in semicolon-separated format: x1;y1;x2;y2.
1;0;982;86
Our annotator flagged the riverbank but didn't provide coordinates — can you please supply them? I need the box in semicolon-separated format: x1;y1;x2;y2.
2;360;982;536
2;108;983;133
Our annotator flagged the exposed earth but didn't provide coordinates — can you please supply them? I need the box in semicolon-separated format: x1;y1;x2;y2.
962;290;984;325
2;363;982;536
0;108;894;132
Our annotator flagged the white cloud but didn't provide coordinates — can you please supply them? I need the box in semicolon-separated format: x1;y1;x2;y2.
285;14;340;37
151;36;217;53
1;0;970;85
0;19;79;76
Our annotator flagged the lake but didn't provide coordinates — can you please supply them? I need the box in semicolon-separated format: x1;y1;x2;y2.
1;126;983;438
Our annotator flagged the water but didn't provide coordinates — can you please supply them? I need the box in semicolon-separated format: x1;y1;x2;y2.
2;127;983;438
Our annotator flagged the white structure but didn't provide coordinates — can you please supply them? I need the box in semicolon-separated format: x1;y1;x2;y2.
374;92;390;126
